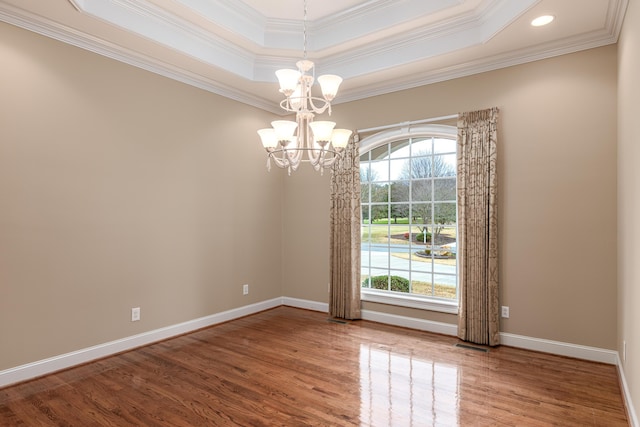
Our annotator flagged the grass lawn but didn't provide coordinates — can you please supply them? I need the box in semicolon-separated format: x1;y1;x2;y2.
411;281;457;299
362;218;457;246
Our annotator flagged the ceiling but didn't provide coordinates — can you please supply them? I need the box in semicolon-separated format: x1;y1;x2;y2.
0;0;628;114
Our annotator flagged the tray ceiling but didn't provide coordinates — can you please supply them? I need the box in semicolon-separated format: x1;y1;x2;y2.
0;0;628;114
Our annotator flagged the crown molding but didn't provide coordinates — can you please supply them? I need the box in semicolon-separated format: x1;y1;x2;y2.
0;2;281;114
0;0;629;113
64;0;539;83
336;27;622;104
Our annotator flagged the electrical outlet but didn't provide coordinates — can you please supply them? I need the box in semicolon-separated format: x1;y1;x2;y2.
501;306;509;318
131;307;141;322
243;284;249;295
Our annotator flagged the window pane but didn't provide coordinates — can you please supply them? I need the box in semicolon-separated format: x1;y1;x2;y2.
371;185;388;203
371;204;388;222
388;223;410;246
434;138;456;154
412;277;434;296
361;247;372;268
410;157;432;178
434;154;456;177
412;179;432;202
360;163;371;182
367;270;389;290
389;270;411;293
369;224;390;244
362;268;388;289
411;137;432;155
390;181;410;203
434;178;456;201
369;248;390;269
389;159;407;180
434;226;457;249
370;160;389;182
412;203;432;225
361;205;371;224
371;144;388;160
361;182;370;203
408;225;426;245
433;274;456;299
411;253;433;273
389;139;410;159
361;225;371;244
434;203;456;226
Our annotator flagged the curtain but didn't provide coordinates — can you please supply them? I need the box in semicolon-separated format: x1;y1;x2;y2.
329;137;361;320
457;107;499;346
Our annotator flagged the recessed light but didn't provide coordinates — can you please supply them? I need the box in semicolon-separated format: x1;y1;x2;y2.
531;15;554;27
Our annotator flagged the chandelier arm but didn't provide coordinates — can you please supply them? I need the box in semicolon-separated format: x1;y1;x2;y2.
306;142;322;165
320;154;339;168
307;96;330;115
288;145;305;166
269;151;291;170
280;98;293;112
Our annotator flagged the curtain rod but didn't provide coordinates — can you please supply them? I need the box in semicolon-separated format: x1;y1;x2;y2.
355;114;458;135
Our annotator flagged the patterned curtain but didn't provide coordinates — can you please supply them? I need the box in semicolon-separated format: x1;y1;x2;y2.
457;107;499;346
329;137;361;320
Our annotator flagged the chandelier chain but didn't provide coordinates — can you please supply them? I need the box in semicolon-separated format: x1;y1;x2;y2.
303;0;308;59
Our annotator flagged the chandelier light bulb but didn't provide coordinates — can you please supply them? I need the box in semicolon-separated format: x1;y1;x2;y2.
309;121;336;144
271;120;298;144
331;129;353;149
290;85;303;111
317;75;343;101
257;128;277;149
276;69;301;96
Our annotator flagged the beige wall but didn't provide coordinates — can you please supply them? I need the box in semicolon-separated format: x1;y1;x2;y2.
618;0;640;417
284;45;619;350
0;22;283;370
0;16;621;373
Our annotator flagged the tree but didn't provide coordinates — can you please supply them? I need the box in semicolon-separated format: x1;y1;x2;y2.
400;153;455;179
399;153;456;241
361;166;388;222
389;181;409;223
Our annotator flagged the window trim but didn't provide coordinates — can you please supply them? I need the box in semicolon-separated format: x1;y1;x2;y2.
359;124;459;314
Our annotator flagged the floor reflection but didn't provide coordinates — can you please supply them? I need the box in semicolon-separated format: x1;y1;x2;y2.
359;343;460;426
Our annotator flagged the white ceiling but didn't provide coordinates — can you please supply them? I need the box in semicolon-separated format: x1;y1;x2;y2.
0;0;628;114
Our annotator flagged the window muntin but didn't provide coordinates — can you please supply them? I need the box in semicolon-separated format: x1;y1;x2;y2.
360;127;458;308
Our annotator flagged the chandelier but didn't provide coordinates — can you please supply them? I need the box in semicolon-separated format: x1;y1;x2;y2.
257;0;352;175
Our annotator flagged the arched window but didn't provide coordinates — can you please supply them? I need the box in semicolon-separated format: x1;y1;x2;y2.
360;125;458;313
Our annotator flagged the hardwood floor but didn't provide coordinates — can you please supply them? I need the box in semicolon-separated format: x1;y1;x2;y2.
0;306;628;426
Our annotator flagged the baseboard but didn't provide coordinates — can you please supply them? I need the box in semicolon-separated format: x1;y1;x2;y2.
617;355;639;427
0;297;282;388
499;332;618;364
281;297;328;313
0;296;623;391
361;309;459;336
282;298;620;364
281;297;458;336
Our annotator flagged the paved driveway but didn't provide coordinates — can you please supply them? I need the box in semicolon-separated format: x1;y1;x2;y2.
362;244;457;286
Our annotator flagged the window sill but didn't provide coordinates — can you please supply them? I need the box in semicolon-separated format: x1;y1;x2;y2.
361;289;459;314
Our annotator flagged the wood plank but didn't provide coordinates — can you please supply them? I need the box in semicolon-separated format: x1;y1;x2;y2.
0;306;629;426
